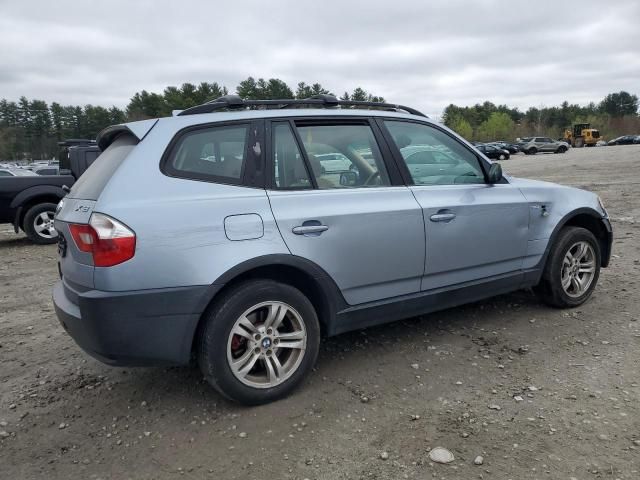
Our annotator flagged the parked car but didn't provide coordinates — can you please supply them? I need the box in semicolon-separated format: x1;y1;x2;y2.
33;166;60;176
314;152;352;173
488;141;520;154
475;143;510;160
517;137;569;155
53;95;612;405
0;168;38;177
0;140;99;244
607;135;639;146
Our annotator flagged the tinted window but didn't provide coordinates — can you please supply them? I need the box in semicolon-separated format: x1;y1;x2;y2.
272;122;312;189
295;123;390;189
167;125;248;182
384;121;485;185
70;134;136;200
535;137;546;142
0;170;12;176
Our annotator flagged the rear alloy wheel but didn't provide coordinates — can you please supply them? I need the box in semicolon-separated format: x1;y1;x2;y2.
527;147;538;155
498;154;506;160
535;227;601;308
198;280;320;405
23;203;59;244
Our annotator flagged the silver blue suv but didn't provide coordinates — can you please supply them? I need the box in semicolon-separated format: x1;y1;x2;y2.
53;95;612;405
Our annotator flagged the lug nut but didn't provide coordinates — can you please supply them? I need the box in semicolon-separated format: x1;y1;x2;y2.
266;349;272;356
266;328;273;335
254;334;261;341
274;339;279;345
254;347;260;354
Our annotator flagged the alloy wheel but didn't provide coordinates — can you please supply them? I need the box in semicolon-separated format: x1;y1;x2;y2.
226;301;307;389
561;241;596;298
33;211;57;239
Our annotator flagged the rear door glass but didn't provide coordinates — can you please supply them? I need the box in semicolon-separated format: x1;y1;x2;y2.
294;123;391;189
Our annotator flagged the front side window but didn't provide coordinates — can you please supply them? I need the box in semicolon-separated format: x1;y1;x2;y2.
166;124;248;183
384;121;485;185
295;123;391;189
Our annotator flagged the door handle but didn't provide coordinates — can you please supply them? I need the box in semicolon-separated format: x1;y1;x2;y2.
430;212;456;222
292;225;329;235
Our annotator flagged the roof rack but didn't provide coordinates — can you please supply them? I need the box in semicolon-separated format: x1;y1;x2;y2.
177;94;427;117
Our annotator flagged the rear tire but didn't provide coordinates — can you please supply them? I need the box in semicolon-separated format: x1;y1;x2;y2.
535;227;601;308
556;146;567;153
527;147;538;155
23;203;58;245
197;280;320;405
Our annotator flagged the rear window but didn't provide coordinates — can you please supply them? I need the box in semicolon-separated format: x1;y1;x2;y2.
69;134;137;200
163;124;249;184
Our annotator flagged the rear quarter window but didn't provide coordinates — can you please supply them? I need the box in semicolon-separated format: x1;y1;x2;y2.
69;134;137;200
163;124;249;184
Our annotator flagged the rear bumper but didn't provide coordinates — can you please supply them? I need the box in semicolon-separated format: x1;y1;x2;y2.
53;279;213;366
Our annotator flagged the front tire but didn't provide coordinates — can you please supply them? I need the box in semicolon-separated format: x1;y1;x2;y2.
535;227;601;308
198;280;320;405
23;203;59;244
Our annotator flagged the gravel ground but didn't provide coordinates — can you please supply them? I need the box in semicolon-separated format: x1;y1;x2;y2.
1;145;639;479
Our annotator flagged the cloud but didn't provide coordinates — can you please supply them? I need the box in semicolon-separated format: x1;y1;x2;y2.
1;0;638;117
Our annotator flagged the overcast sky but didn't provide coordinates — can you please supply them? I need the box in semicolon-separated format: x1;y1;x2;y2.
1;0;638;118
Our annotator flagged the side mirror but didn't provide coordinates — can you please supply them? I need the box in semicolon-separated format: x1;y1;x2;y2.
339;171;359;186
487;163;503;184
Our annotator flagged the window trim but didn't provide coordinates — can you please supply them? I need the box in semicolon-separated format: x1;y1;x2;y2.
265;120;316;190
265;116;404;191
375;117;500;186
160;119;265;188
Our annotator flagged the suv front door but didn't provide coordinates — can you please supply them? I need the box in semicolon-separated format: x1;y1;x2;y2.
380;119;530;291
266;119;426;305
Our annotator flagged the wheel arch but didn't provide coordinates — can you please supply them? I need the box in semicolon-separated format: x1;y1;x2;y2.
11;188;65;231
190;255;347;356
543;208;612;269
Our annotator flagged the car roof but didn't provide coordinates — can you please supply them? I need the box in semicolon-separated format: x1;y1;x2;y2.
162;107;424;125
99;108;436;150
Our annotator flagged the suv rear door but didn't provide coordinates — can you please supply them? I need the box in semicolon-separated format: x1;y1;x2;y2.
379;119;530;291
266;118;425;305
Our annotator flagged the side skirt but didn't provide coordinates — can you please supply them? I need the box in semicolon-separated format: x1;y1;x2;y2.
329;269;540;336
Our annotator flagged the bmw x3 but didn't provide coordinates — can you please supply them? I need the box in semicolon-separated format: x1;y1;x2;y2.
53;95;612;405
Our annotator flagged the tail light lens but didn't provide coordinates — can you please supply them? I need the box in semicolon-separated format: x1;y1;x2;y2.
69;213;136;267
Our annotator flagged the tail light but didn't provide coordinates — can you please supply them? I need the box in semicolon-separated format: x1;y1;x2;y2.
69;213;136;267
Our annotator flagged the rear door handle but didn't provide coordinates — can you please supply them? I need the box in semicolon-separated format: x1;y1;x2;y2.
430;212;456;222
292;225;329;235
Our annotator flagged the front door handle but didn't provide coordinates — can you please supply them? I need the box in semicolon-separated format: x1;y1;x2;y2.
430;212;456;222
292;224;329;235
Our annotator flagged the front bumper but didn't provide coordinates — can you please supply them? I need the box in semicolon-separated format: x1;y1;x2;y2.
53;279;212;366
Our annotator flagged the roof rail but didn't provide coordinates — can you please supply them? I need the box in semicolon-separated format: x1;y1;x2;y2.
177;94;427;117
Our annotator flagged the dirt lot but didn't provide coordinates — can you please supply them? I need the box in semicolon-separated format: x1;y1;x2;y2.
1;145;639;480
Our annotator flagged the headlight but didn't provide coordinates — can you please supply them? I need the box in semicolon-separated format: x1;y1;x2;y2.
597;196;608;217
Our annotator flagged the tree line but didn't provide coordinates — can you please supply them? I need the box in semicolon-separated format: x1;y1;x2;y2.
443;91;639;142
0;77;383;160
1;80;638;160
